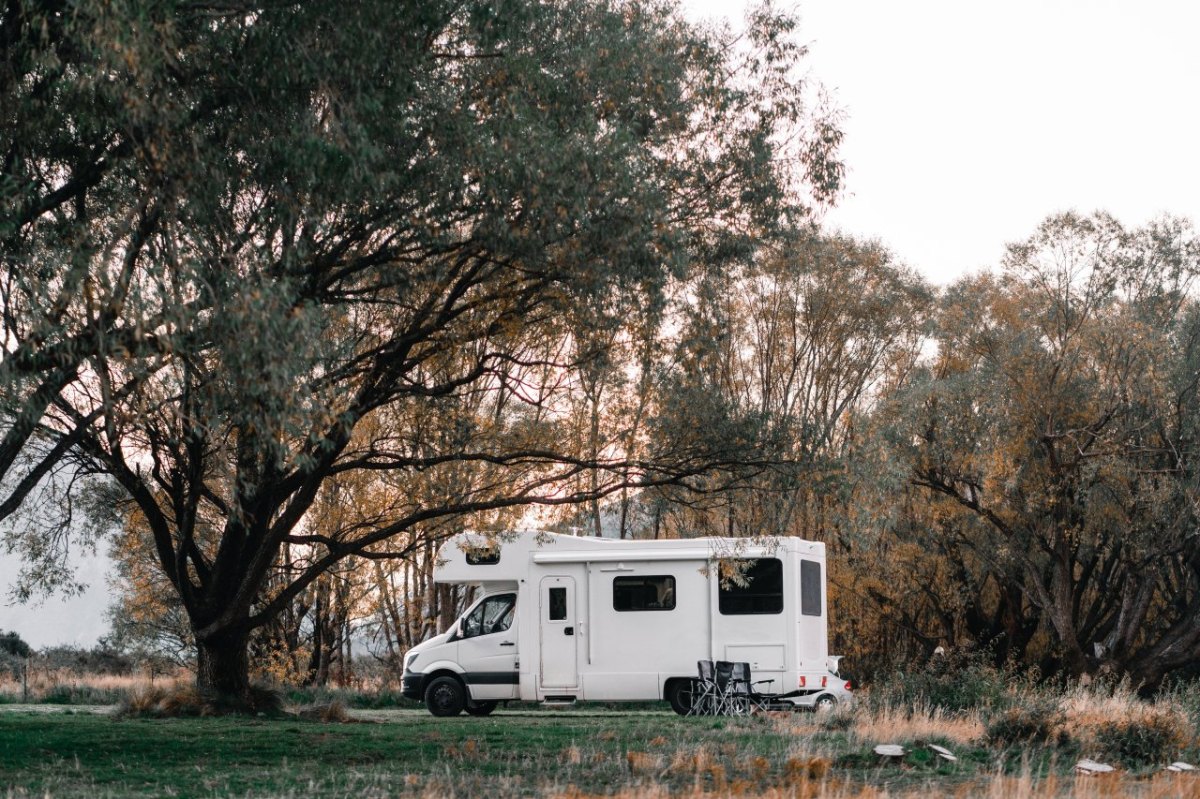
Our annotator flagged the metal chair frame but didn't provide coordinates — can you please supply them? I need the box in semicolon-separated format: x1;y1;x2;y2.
690;660;793;715
688;660;719;716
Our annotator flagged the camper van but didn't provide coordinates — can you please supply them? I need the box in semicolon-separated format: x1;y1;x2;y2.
400;530;851;716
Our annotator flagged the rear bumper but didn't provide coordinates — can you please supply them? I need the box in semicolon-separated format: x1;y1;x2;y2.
401;672;426;701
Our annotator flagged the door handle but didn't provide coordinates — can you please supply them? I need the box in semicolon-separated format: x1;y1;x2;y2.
500;641;515;647
564;627;574;636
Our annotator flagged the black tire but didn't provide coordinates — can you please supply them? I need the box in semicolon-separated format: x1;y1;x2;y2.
666;679;697;716
813;694;836;711
425;675;467;717
466;701;498;717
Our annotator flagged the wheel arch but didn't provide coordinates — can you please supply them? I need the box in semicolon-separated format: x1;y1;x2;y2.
662;676;693;699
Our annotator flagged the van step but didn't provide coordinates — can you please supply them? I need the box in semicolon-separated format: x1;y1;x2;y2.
541;696;577;706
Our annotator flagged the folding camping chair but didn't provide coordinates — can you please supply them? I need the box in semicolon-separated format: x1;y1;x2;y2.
688;660;719;716
730;662;778;713
710;661;753;715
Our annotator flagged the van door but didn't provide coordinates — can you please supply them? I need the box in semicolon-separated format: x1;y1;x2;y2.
539;576;578;690
455;593;519;701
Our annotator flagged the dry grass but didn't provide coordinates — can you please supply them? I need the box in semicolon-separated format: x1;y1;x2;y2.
295;699;352;723
116;683;285;717
6;668;1200;797
0;668;190;703
541;771;1200;798
849;702;985;747
776;702;983;748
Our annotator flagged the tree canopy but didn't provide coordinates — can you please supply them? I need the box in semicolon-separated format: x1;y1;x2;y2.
866;212;1200;686
0;0;843;701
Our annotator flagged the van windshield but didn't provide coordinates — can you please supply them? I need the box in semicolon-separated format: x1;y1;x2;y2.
459;593;516;639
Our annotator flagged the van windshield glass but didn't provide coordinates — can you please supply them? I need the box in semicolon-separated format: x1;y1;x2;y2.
460;593;516;638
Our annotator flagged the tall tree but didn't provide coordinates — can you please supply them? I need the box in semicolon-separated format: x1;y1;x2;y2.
0;0;842;704
644;233;929;540
884;212;1200;686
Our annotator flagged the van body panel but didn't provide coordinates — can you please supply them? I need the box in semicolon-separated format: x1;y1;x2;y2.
404;531;836;709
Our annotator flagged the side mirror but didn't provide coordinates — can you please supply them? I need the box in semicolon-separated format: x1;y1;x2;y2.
448;621;462;642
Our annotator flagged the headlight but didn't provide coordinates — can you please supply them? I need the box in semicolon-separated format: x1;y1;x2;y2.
404;652;419;672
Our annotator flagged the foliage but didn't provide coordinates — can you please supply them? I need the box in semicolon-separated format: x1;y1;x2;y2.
984;698;1065;747
5;694;1199;798
0;0;842;702
0;630;32;659
598;233;930;541
117;684;283;718
0;651;23;681
866;212;1200;685
38;641;134;675
862;650;1012;716
1093;708;1191;769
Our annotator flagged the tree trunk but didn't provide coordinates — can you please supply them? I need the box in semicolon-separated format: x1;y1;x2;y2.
196;627;252;705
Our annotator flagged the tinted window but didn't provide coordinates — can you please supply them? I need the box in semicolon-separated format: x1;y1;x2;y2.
466;548;500;565
718;558;783;615
613;576;676;611
460;593;515;638
548;587;567;621
800;559;822;617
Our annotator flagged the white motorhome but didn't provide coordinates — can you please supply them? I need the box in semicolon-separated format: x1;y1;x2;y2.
400;530;851;716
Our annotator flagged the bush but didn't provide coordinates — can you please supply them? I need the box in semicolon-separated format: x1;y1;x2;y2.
0;630;32;659
1159;679;1200;736
819;709;856;732
296;700;351;723
866;650;1011;715
0;649;25;681
119;685;284;718
985;698;1065;746
39;642;134;675
1094;709;1190;768
38;684;130;705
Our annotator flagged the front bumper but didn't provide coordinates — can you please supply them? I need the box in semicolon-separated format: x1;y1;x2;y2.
401;671;426;701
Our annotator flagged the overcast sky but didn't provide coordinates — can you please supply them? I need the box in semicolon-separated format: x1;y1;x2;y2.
4;0;1199;648
690;0;1200;283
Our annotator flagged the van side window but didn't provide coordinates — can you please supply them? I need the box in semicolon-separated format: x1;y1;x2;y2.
466;548;500;565
461;593;516;638
613;576;676;611
800;560;822;616
718;558;783;615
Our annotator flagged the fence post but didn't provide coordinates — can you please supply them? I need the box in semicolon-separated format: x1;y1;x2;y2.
22;657;29;703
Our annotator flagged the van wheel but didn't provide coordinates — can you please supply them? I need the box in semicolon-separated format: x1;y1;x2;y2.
466;701;498;716
666;679;697;716
425;676;467;717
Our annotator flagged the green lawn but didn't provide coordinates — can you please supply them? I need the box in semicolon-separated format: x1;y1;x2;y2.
0;710;785;798
0;707;1192;798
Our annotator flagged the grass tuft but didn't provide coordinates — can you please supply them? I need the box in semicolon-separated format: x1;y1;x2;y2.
295;699;351;723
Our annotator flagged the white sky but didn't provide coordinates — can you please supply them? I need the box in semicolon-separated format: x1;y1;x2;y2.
687;0;1200;283
5;0;1200;649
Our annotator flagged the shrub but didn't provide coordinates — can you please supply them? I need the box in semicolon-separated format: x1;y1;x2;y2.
1159;679;1200;737
0;631;32;659
119;685;284;718
819;708;855;732
296;700;351;723
39;685;127;705
39;642;134;675
0;650;25;681
119;686;205;717
1094;708;1190;769
867;650;1011;715
985;698;1064;746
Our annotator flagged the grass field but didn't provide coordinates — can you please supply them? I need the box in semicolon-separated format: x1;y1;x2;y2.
3;703;1200;798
